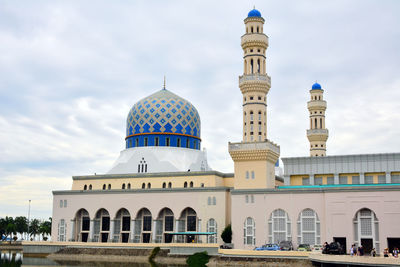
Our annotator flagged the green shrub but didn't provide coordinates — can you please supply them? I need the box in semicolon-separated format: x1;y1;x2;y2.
221;224;232;243
186;251;210;267
148;246;161;261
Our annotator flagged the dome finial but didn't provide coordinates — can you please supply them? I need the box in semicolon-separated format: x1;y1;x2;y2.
163;75;166;90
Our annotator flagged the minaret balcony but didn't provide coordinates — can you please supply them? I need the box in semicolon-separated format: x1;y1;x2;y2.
228;139;280;161
241;33;269;49
307;100;327;110
239;74;271;87
307;129;329;141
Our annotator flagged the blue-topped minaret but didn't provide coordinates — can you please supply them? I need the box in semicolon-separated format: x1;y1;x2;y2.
307;82;329;156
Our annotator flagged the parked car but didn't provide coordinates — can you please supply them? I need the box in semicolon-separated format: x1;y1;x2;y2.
297;244;312;251
322;242;345;255
312;244;323;251
279;240;294;251
254;243;280;251
220;243;233;249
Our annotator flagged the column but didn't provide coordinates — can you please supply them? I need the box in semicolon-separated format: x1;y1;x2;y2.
89;220;94;242
109;220;115;242
334;174;339;185
310;174;315;185
175;220;179;243
284;175;291;186
198;219;202;243
152;220;157;242
130;220;135;243
360;173;365;184
386;172;391;184
70;220;75;241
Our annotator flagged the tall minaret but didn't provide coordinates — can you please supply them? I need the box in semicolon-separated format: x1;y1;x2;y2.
240;8;270;142
307;82;329;156
229;9;279;190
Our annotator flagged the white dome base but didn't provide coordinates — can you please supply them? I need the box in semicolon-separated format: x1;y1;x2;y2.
107;146;211;174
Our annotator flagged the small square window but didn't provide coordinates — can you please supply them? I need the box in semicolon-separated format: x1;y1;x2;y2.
250;96;254;100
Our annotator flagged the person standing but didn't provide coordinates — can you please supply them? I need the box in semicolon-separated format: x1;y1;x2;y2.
370;248;376;257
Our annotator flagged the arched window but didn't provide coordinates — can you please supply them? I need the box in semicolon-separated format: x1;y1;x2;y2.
354;208;379;252
129;139;132;148
251;26;253;33
142;183;145;189
147;183;151;189
297;209;320;245
207;196;211;205
315;118;317;129
162;182;166;188
138;158;147;173
207;219;217;243
251;171;255;179
127;183;131;189
250;59;254;73
168;182;172;188
144;137;148;146
122;183;126;189
102;184;106;190
320;118;323;129
190;181;194;188
186;139;190;148
246;171;249;179
212;196;216;205
177;138;181;147
155;137;159;146
108;184;111;190
250;111;254;121
84;185;87;190
257;26;259;33
244;217;255;245
257;59;260;73
184;181;188;188
89;184;92;190
268;209;291;244
135;138;139;147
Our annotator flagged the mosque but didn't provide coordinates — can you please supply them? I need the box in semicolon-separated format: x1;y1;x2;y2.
52;8;400;253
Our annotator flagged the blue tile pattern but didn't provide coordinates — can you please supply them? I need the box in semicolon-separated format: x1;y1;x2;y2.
126;89;201;149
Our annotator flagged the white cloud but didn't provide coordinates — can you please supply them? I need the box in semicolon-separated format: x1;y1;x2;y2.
0;0;399;218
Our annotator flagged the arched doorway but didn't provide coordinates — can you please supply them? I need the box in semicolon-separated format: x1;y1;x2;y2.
297;208;320;246
115;208;131;243
268;209;291;244
354;208;379;254
178;207;197;243
74;209;90;242
156;208;174;243
94;208;110;242
134;208;152;243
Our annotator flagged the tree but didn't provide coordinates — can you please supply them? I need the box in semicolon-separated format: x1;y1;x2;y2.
29;219;40;241
221;224;232;244
14;216;28;240
39;219;51;241
0;217;7;238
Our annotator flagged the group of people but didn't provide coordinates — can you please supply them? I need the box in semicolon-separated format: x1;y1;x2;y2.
383;247;399;258
350;244;400;258
350;244;368;256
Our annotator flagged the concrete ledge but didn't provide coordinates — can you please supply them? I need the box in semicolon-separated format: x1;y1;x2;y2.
310;252;400;266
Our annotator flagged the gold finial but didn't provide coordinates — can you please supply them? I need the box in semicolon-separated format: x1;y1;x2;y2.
163;75;166;89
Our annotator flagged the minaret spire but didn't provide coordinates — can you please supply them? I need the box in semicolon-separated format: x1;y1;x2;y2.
307;82;329;156
163;75;166;89
228;8;280;190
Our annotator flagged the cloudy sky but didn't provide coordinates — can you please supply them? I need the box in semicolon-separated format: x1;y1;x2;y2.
1;0;399;219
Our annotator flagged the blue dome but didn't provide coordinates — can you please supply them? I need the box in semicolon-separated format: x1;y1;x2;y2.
125;89;201;150
248;9;262;18
312;82;322;90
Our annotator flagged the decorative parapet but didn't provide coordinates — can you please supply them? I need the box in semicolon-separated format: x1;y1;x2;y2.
239;74;271;92
241;33;268;49
228;140;280;162
307;100;327;110
307;129;329;136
